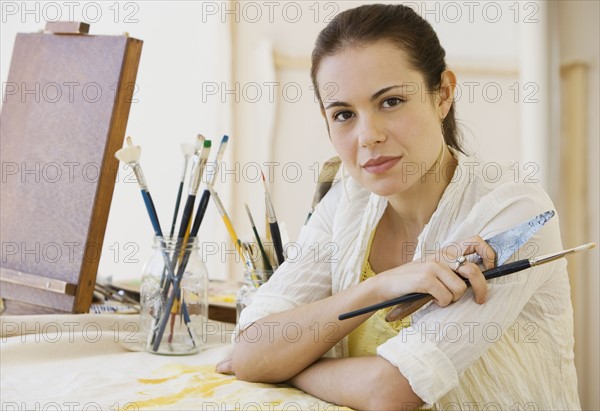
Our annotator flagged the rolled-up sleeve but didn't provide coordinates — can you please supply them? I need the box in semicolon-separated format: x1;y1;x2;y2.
234;182;342;339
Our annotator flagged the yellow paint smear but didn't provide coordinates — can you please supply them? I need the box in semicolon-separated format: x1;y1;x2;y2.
131;364;354;411
133;376;234;408
136;364;202;385
138;377;171;385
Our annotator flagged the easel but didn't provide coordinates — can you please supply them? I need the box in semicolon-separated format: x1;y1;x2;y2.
0;22;143;314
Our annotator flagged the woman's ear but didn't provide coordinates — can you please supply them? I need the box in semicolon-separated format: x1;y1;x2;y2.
438;69;457;117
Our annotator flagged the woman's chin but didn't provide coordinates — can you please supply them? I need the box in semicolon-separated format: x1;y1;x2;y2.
359;179;409;198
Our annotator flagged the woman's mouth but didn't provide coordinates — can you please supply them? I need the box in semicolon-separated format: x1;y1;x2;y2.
361;156;402;174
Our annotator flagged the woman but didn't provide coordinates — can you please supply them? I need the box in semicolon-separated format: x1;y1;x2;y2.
220;4;580;410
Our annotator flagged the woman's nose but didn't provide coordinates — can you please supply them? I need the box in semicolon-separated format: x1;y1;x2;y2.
357;115;386;147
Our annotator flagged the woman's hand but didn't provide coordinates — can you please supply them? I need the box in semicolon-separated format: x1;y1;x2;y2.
215;347;235;375
371;235;495;307
215;357;234;375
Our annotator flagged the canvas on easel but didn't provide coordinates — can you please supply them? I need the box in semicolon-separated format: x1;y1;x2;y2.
0;22;143;313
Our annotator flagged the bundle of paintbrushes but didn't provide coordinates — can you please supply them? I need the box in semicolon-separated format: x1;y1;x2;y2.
115;135;230;354
209;168;287;287
115;135;292;352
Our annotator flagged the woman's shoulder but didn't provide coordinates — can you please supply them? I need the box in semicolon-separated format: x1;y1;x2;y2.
312;174;373;216
456;152;553;210
305;174;373;235
446;151;559;244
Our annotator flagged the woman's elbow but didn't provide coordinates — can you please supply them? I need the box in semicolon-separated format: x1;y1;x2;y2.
364;358;424;410
231;343;258;382
231;343;285;383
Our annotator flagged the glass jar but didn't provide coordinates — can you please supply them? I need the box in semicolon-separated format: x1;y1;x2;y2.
140;236;208;355
235;269;272;321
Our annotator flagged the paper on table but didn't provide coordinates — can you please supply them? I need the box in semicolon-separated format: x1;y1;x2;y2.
0;314;349;410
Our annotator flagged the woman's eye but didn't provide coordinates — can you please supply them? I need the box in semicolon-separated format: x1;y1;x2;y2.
333;111;354;122
381;97;404;108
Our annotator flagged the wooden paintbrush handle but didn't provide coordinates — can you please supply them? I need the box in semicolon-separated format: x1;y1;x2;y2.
385;295;433;322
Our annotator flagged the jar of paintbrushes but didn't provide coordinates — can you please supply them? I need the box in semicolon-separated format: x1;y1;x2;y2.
235;234;277;320
140;236;209;355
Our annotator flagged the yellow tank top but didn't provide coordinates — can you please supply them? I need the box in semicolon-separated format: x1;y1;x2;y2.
348;230;411;357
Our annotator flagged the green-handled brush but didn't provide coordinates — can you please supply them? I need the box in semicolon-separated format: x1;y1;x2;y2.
169;137;201;238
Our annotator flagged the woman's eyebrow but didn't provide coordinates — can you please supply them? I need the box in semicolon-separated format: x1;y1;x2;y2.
324;84;407;110
370;84;405;101
324;101;351;110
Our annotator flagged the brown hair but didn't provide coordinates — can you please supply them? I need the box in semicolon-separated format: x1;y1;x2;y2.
311;3;464;152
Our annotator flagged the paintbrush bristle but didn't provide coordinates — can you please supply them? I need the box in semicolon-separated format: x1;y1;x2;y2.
245;203;256;228
205;135;229;187
115;136;141;164
261;170;270;193
317;156;342;184
195;134;205;151
217;136;229;158
574;242;596;252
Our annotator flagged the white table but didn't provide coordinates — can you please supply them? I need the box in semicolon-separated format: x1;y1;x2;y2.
1;314;350;410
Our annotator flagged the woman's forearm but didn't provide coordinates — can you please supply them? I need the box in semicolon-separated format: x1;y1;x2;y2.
232;249;489;384
232;276;383;383
289;356;423;411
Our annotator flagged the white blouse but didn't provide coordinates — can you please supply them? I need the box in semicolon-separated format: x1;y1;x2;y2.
236;150;580;410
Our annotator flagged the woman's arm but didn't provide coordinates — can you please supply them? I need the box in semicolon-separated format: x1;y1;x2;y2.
375;185;565;406
289;357;423;410
232;274;377;382
232;237;491;384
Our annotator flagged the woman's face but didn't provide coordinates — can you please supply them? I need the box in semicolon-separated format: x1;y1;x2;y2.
317;40;451;198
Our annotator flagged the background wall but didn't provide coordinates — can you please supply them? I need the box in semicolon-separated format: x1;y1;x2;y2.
1;0;597;408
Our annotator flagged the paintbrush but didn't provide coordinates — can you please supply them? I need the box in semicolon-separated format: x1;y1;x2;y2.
162;139;198;304
339;242;597;321
165;135;230;341
305;156;341;224
190;135;229;237
261;171;285;266
115;137;164;237
152;139;212;351
167;138;211;342
174;137;211;242
241;241;261;287
161;136;230;338
158;136;207;298
169;138;200;238
115;137;179;317
208;184;244;261
166;135;229;304
245;203;274;271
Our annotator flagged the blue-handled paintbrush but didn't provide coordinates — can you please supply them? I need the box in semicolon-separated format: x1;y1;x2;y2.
115;137;164;237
